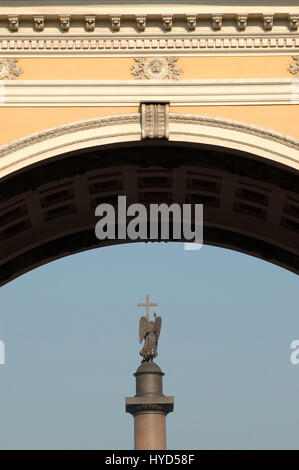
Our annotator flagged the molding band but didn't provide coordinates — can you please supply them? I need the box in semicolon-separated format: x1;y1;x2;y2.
1;78;299;106
0;35;298;57
169;113;299;152
0;113;140;159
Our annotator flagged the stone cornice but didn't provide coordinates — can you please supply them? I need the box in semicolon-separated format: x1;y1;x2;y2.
0;5;298;56
1;3;298;16
126;391;174;417
0;9;299;35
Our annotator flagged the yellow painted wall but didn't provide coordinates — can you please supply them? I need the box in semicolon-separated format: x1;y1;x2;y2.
16;56;293;80
0;55;298;147
0;104;298;147
0;107;139;145
171;105;299;139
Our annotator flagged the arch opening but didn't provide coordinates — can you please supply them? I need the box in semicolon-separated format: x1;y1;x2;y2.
0;139;298;286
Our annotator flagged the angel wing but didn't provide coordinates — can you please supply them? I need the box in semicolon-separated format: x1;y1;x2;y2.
154;316;162;341
139;316;148;344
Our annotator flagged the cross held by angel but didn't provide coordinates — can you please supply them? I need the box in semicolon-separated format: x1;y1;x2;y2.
138;295;162;363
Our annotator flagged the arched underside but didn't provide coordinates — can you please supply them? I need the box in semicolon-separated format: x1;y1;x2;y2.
0;134;298;285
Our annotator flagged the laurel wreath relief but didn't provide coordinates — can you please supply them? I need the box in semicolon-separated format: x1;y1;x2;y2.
0;58;23;80
289;56;299;76
131;57;182;80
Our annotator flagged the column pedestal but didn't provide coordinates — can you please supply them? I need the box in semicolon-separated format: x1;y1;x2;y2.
126;362;174;450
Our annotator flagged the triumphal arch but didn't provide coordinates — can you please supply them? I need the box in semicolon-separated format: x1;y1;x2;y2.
0;0;298;284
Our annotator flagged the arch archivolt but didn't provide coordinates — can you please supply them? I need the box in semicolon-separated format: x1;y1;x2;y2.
0;111;298;181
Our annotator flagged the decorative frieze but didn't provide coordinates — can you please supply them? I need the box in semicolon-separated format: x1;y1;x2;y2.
0;58;22;79
131;57;182;80
0;12;298;34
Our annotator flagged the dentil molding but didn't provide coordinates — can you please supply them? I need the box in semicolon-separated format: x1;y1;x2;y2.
0;35;298;57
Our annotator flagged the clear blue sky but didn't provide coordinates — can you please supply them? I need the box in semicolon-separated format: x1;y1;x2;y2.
0;242;298;450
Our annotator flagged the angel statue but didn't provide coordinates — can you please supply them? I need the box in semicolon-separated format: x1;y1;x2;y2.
139;313;162;362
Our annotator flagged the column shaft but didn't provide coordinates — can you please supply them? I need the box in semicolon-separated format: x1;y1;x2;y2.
134;413;166;450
